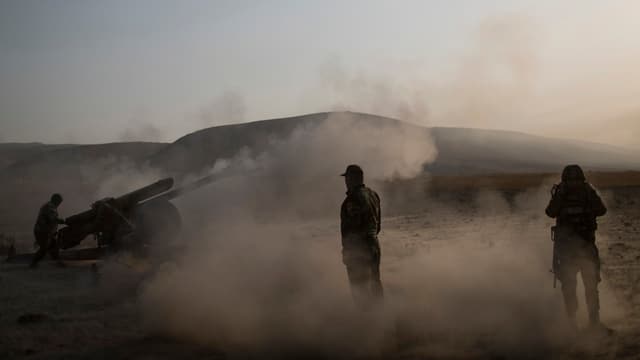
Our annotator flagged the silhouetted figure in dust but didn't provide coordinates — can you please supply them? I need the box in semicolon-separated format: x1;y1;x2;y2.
340;164;384;309
546;165;611;333
30;193;66;268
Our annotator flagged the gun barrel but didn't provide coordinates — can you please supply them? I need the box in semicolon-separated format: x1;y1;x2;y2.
118;178;174;205
161;174;217;201
142;173;222;204
65;178;174;225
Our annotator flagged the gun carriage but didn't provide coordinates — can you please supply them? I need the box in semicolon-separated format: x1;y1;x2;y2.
7;174;218;261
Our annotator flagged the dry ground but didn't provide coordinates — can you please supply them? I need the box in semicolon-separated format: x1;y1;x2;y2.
1;173;639;359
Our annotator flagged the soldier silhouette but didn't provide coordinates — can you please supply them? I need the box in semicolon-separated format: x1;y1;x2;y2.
546;165;611;333
30;193;66;268
340;165;384;309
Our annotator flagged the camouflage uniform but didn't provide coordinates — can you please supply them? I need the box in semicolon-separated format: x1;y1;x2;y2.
31;201;65;266
546;166;607;324
341;183;384;308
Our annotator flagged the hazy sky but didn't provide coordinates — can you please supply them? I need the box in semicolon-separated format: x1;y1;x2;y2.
1;0;639;148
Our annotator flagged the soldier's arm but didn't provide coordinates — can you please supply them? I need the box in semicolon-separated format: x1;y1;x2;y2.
587;185;607;217
545;185;563;218
341;195;366;234
340;202;348;236
45;207;65;225
374;191;381;235
358;191;379;238
43;206;58;226
49;207;65;224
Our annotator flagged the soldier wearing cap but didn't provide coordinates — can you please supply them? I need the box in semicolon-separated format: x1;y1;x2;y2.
30;193;66;268
546;165;609;332
340;164;384;308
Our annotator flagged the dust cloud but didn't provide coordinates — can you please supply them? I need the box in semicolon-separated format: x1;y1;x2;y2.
88;160;167;200
113;112;627;356
199;91;247;127
118;123;166;143
307;13;640;150
136;112;436;354
306;14;539;131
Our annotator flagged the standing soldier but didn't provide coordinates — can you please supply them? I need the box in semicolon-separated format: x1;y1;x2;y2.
340;164;383;309
546;165;609;332
30;193;66;268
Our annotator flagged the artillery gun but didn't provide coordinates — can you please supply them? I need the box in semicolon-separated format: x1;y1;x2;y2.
61;174;222;254
7;174;218;262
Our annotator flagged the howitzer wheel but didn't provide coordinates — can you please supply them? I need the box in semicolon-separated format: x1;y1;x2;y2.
126;200;182;249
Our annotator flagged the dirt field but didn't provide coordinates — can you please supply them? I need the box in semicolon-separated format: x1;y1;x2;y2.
1;174;639;359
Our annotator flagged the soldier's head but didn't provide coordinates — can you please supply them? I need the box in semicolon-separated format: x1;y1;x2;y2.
50;193;63;207
341;164;364;190
561;164;586;188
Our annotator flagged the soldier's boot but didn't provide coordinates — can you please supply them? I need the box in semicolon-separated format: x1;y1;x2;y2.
566;311;578;333
586;297;601;330
29;248;47;269
588;309;600;326
561;279;578;330
586;309;613;335
346;263;372;310
370;261;384;305
583;268;610;333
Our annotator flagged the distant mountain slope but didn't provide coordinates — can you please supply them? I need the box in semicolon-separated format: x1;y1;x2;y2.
2;112;638;179
0;143;73;169
429;127;640;174
0;142;167;179
148;112;640;176
147;112;327;174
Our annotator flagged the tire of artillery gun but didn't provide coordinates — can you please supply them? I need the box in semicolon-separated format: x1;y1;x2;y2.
130;199;182;246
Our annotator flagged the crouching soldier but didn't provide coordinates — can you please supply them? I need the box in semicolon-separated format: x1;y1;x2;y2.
30;193;66;268
340;165;384;309
546;165;610;333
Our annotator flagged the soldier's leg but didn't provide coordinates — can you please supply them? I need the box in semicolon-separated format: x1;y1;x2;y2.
370;251;384;301
48;234;60;260
29;232;48;268
345;260;372;309
580;256;601;325
48;234;66;267
558;261;579;322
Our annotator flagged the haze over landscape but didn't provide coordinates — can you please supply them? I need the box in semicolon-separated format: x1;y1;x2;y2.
1;2;640;360
1;1;639;149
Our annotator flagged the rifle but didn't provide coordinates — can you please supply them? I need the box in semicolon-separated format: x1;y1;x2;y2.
550;226;559;288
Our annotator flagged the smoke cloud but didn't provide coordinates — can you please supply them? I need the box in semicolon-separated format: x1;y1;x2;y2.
199;91;247;127
308;13;640;150
316;58;431;126
136;112;437;354
122;113;626;356
439;15;539;127
118;123;166;143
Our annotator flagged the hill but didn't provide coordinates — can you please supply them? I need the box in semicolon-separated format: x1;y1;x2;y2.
147;112;640;176
0;143;73;170
429;127;639;174
2;112;639;180
0;142;167;179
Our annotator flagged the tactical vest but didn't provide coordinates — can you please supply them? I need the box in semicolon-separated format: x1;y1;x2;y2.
556;186;597;233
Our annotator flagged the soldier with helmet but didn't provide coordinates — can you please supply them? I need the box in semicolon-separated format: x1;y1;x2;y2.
340;164;384;309
30;193;66;268
546;165;609;332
